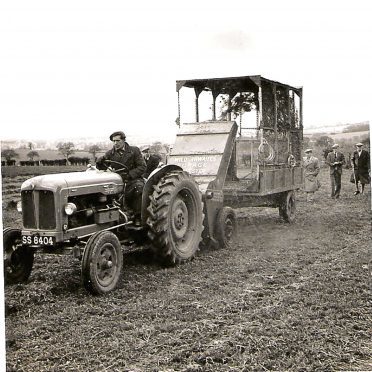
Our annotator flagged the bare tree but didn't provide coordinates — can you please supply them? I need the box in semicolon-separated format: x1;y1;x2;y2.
88;145;101;162
27;150;40;161
57;142;75;164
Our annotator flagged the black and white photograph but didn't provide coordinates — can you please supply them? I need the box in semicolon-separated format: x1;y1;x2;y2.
1;0;371;370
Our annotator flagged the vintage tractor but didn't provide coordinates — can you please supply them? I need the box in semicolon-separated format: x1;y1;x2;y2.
3;75;303;295
3;163;204;294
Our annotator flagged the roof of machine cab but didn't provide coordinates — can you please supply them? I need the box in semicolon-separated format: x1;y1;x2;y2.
176;75;304;162
176;75;302;95
176;75;303;128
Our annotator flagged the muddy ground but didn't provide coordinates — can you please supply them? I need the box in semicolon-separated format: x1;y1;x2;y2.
2;166;371;371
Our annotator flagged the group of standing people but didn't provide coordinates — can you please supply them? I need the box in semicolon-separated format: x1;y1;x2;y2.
302;142;370;202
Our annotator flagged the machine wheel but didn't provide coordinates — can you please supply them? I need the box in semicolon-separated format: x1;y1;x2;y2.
81;231;123;295
3;228;34;284
279;191;296;223
147;171;204;265
215;207;237;248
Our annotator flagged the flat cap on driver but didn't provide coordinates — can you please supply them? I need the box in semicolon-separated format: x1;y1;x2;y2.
109;131;126;141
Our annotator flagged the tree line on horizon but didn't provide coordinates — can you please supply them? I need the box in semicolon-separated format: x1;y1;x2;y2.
1;140;171;166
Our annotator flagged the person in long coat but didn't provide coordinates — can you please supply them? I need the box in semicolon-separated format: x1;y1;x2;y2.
351;142;370;195
303;148;320;202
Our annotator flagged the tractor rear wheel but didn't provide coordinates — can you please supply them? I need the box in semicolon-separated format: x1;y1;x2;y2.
279;191;296;223
147;171;203;265
81;231;123;295
3;228;34;284
215;207;237;248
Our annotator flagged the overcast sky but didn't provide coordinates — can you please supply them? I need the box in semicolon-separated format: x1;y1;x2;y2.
0;0;371;144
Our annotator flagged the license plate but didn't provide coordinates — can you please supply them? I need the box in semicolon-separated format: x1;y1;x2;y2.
22;235;55;246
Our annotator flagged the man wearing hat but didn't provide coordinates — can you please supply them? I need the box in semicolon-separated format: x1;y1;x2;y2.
351;142;370;195
142;146;162;179
96;131;146;225
303;148;320;202
326;144;346;199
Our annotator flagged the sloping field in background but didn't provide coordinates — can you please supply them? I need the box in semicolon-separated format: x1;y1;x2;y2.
304;130;369;140
2;168;371;371
329;130;370;141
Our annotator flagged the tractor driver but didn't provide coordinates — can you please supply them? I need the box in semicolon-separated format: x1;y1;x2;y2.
96;131;146;225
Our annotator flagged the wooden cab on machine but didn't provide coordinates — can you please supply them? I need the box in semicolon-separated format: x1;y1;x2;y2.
171;75;304;247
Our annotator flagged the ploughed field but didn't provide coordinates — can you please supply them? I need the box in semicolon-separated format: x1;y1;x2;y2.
2;166;371;371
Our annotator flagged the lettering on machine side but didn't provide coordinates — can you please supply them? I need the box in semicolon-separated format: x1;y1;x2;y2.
172;155;218;163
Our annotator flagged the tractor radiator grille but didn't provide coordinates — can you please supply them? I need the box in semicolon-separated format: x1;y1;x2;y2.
22;190;36;228
39;191;56;229
21;190;56;229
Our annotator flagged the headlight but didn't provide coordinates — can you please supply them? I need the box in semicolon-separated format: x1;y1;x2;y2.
16;201;22;213
64;203;77;215
86;208;94;217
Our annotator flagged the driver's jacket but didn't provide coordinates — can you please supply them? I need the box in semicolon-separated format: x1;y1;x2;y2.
97;142;146;182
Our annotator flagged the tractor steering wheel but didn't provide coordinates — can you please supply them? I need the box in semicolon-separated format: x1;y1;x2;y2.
103;160;129;174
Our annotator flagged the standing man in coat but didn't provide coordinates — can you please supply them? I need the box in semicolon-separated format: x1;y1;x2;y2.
351;142;370;195
326;143;346;199
303;148;320;202
96;131;146;225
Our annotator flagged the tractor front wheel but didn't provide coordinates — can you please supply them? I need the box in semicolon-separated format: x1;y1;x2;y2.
147;171;204;265
3;228;34;284
81;231;123;295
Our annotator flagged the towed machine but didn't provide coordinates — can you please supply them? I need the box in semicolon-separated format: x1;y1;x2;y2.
3;75;303;294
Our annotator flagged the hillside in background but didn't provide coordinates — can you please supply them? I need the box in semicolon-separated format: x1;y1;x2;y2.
342;122;369;133
303;121;369;135
304;130;370;142
328;130;370;142
301;121;370;155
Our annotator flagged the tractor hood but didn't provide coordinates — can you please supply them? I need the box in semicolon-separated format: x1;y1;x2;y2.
21;170;124;194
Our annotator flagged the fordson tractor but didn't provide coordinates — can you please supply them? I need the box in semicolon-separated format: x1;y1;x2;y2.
3;75;303;295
